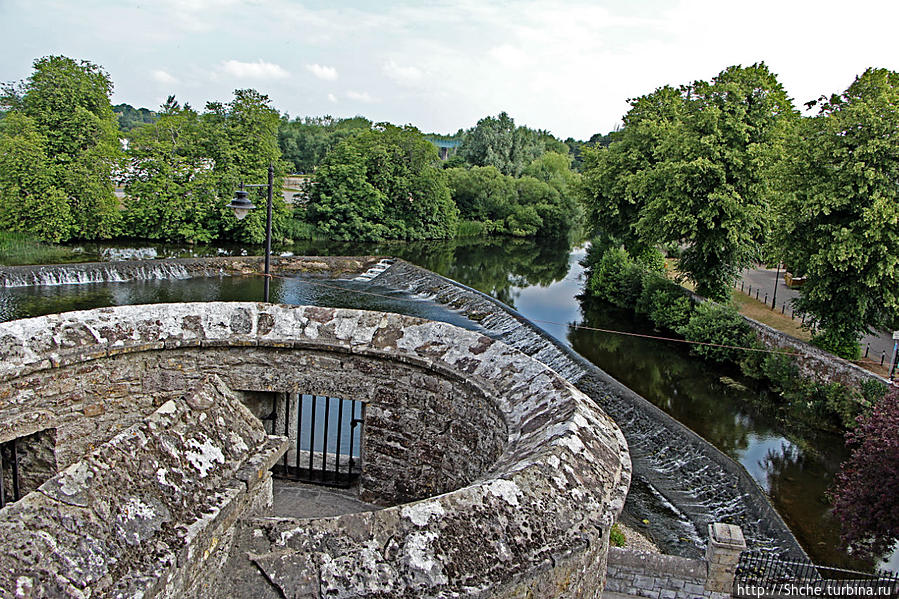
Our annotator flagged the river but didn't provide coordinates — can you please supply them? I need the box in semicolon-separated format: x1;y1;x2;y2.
0;236;895;572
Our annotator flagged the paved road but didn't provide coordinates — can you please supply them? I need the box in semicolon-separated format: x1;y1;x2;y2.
737;267;897;374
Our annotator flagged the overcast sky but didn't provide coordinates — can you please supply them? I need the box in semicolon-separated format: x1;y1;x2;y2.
2;0;898;139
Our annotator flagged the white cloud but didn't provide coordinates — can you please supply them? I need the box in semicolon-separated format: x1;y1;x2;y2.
346;90;376;103
328;93;338;103
152;69;178;85
306;63;338;81
383;60;423;84
220;59;289;80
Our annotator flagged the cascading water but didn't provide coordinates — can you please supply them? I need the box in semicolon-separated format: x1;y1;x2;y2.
0;260;216;288
373;259;808;561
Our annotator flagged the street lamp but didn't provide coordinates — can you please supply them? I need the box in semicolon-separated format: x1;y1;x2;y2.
228;164;275;302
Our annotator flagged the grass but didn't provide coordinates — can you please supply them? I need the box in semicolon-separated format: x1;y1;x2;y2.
0;231;76;266
731;291;812;342
609;523;626;548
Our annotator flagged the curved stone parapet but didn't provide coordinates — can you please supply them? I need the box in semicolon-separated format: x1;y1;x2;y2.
0;303;631;598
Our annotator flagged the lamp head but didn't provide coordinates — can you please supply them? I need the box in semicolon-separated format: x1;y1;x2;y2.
227;189;255;220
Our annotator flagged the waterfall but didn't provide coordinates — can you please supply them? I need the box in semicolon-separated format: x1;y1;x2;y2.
0;261;195;288
373;259;808;561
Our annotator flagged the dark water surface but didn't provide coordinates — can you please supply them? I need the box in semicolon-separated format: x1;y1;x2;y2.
1;237;895;571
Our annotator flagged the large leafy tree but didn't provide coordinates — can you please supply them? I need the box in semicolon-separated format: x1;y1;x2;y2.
0;55;121;240
122;98;220;242
831;387;899;558
306;124;458;240
579;85;684;250
777;68;899;358
459;112;544;177
580;64;797;301
203;89;290;244
278;115;371;173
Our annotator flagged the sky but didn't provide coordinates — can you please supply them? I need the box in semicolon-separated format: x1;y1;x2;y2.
2;0;899;140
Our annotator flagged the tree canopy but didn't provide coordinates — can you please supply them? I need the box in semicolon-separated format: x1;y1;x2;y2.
776;68;899;357
0;55;121;241
831;387;899;558
305;124;458;240
459;112;545;177
580;63;797;301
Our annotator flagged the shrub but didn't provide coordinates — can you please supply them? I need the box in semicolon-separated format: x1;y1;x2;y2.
636;272;694;332
810;329;862;360
587;247;644;308
681;302;757;364
831;388;899;558
456;220;487;237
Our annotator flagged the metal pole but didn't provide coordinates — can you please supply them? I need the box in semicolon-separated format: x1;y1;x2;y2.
772;262;781;309
263;164;274;303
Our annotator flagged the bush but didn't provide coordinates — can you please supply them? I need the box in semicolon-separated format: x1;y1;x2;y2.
831;387;899;558
587;247;644;308
681;302;757;364
810;329;862;360
636;272;694;332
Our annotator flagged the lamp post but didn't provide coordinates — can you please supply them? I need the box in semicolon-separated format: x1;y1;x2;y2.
227;164;275;302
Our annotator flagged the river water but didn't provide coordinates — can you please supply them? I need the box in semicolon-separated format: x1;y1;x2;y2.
1;236;895;572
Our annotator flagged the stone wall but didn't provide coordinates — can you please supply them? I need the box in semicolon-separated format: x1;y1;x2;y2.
605;548;710;599
0;303;631;598
745;316;889;389
0;374;287;598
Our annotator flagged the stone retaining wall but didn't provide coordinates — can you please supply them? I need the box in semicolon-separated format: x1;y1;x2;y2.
0;303;631;598
605;548;710;599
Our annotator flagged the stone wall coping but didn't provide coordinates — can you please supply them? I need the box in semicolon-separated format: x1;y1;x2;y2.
0;302;632;597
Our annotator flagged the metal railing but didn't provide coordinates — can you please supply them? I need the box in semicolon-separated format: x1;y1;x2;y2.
0;438;21;509
734;552;899;598
272;394;363;488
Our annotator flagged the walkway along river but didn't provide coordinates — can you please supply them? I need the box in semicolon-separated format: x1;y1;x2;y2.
0;236;895;571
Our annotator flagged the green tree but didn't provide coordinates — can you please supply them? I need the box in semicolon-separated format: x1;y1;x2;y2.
306;124;458;240
446;165;517;224
122;101;220;242
0;112;71;241
776;68;899;358
203;89;290;244
0;55;122;240
580;64;797;301
278;115;371;173
459;112;544;176
579;86;684;251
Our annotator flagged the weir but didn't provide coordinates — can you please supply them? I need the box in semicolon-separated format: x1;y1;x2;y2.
372;259;809;561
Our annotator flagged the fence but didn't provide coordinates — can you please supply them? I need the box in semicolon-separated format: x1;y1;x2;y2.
734;552;899;598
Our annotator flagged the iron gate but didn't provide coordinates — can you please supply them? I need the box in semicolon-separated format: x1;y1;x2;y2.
269;393;364;488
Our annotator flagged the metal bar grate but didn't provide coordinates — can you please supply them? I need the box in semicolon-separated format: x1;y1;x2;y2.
273;394;363;488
